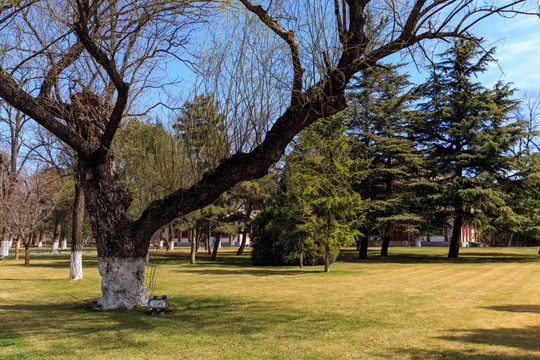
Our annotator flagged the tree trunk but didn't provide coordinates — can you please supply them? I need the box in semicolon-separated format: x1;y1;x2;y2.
70;176;85;280
80;154;149;311
38;230;43;248
190;228;197;264
31;232;36;247
168;224;175;251
448;211;463;258
237;227;248;255
299;242;304;267
211;232;221;261
52;219;60;254
359;234;369;259
14;238;20;260
61;236;67;249
381;232;390;257
324;243;330;273
505;232;514;247
24;244;30;266
1;228;10;258
207;230;212;255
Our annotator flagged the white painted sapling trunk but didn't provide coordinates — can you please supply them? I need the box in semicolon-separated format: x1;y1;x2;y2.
97;256;148;310
70;251;83;280
61;239;67;249
38;241;43;248
169;240;174;251
159;239;164;249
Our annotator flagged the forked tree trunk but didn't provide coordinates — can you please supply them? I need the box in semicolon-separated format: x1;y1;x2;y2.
190;228;197;264
358;234;369;259
211;232;222;261
237;228;248;255
70;175;85;281
80;154;149;311
324;244;330;273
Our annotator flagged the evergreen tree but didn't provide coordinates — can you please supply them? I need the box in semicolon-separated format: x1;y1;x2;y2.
347;65;425;258
281;116;368;272
415;40;521;258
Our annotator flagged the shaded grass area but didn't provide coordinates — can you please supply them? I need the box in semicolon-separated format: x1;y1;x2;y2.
0;247;539;359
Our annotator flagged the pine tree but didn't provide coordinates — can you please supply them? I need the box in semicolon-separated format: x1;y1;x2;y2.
347;65;425;258
281;116;368;271
415;40;521;258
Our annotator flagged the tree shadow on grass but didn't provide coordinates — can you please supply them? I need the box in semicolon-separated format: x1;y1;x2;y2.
338;249;539;264
0;294;320;358
437;326;540;352
175;267;320;276
483;305;540;314
389;348;540;360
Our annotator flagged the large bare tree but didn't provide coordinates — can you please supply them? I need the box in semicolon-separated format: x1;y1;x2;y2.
0;0;534;310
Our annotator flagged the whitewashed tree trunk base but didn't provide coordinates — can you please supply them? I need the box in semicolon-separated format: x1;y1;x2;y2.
61;240;67;249
1;241;9;257
70;251;83;280
159;240;164;249
97;256;148;310
415;239;422;247
51;241;59;254
38;241;43;248
169;241;175;251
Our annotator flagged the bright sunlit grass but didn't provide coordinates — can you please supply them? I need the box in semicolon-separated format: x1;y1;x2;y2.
1;247;539;359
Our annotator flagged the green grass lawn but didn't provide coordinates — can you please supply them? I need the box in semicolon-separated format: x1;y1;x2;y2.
1;247;539;359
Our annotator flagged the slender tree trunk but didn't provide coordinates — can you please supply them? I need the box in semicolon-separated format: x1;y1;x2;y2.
355;237;360;251
14;237;20;260
190;228;197;264
237;227;248;255
359;234;369;259
168;224;175;251
38;230;43;248
24;243;30;266
505;232;514;247
207;230;212;255
1;227;10;257
324;243;330;273
31;232;36;247
70;175;85;280
448;209;463;258
381;230;390;257
211;232;221;261
52;219;60;254
299;242;304;267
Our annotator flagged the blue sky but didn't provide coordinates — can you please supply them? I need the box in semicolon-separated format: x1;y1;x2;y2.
397;13;540;95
